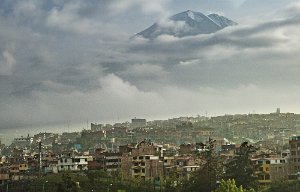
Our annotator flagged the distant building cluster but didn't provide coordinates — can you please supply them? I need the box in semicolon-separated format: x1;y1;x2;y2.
1;111;300;189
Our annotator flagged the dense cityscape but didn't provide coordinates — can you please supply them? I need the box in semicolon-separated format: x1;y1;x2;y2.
0;109;300;191
1;0;300;192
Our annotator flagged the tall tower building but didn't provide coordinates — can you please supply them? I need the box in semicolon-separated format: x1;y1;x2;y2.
276;108;281;114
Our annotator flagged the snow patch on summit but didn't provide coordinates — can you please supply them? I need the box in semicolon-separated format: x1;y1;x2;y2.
134;10;237;39
187;10;195;20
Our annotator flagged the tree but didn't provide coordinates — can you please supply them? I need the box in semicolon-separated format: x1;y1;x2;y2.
180;138;223;192
56;173;79;192
163;168;179;192
214;179;255;192
201;138;223;191
266;180;300;192
224;142;258;190
180;163;213;192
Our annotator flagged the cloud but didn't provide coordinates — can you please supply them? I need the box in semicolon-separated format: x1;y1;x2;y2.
46;1;99;35
45;1;128;39
0;51;16;76
236;0;295;25
1;0;300;132
108;0;170;17
284;2;300;17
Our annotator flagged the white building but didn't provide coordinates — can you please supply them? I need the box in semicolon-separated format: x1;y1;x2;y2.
57;156;92;172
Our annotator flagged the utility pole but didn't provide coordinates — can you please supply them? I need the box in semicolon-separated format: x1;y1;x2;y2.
39;141;42;177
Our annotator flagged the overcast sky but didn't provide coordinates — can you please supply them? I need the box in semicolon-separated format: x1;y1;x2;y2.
0;0;300;131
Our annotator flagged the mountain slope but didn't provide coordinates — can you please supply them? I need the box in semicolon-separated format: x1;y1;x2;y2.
135;10;237;39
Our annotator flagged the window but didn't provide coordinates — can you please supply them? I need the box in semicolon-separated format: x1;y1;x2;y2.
133;156;137;160
260;167;263;171
145;156;150;160
139;156;143;160
108;159;119;163
142;168;145;173
141;162;145;166
257;161;263;164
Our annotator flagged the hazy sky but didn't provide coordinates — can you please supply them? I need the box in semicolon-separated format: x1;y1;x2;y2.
0;0;300;131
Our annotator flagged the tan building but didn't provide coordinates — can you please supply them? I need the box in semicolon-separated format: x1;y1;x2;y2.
131;155;163;181
131;140;158;156
253;157;289;189
289;136;300;178
179;143;195;155
0;165;9;185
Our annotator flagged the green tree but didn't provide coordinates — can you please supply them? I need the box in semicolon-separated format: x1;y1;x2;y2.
180;138;223;192
224;142;258;190
180;164;213;192
56;173;79;192
266;180;300;192
163;168;179;192
215;179;255;192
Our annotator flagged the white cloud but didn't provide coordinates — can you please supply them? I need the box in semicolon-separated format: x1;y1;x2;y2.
284;2;300;17
120;64;167;78
108;0;170;17
46;2;99;35
0;51;16;76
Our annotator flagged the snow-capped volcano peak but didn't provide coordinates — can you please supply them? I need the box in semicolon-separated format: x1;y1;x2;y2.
208;13;238;28
135;10;237;39
171;10;208;23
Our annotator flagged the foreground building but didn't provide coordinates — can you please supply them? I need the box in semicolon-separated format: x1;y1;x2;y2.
253;157;289;188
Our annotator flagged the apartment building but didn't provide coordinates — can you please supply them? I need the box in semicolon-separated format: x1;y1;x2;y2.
253;157;289;189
